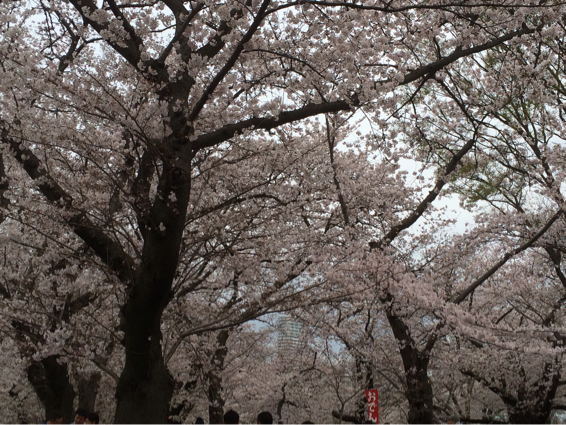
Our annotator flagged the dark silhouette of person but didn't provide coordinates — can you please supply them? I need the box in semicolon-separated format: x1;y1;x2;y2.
223;410;239;424
257;412;273;424
73;409;88;424
85;412;99;424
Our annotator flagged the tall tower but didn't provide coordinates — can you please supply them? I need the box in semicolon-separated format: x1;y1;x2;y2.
277;315;302;352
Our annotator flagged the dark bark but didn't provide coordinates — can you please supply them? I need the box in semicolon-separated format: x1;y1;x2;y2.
403;353;434;424
27;356;76;424
0;152;9;224
191;101;353;151
506;368;559;424
509;389;556;423
114;259;177;423
114;162;192;423
464;359;560;424
114;336;174;424
77;373;101;413
385;308;435;424
276;382;287;423
354;358;375;424
168;378;197;422
207;329;230;424
331;410;372;424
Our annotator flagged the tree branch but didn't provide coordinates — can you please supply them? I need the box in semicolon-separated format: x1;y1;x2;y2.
157;1;204;64
461;369;517;407
0;152;9;224
545;246;566;289
191;100;352;151
452;209;564;304
370;136;477;250
401;25;540;86
2;132;136;283
187;0;272;123
268;1;562;15
91;356;120;384
68;0;143;70
331;410;365;424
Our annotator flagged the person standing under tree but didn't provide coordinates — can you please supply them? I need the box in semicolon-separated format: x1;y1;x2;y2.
257;412;273;424
223;410;239;424
73;409;88;424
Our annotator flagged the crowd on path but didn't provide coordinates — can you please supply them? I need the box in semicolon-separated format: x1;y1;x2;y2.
45;408;316;424
191;410;315;425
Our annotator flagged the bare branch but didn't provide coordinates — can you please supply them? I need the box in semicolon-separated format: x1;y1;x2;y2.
0;152;9;224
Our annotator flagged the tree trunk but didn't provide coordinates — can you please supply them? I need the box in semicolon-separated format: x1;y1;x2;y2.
385;308;435;424
507;361;560;424
27;355;75;424
114;163;192;423
354;358;375;424
404;354;434;424
113;271;176;424
77;372;101;413
465;358;560;424
169;378;198;422
207;329;230;424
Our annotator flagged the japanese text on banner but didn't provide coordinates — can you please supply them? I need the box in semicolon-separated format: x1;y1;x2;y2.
365;389;378;424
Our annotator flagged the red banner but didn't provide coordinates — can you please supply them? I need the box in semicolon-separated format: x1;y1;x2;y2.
365;389;378;424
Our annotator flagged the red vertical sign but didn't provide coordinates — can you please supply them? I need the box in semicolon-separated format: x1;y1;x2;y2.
365;389;379;424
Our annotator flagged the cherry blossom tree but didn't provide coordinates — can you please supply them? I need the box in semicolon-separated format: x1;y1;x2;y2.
2;0;566;422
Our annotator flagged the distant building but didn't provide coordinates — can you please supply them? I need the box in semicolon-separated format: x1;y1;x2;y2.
277;316;302;352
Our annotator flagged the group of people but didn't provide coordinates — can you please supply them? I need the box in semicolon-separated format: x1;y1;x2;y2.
217;410;314;424
189;410;275;425
219;410;273;424
49;408;312;424
46;408;99;424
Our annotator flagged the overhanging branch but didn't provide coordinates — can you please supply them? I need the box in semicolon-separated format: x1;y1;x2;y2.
191;100;352;150
68;0;143;71
452;209;564;304
370;136;477;250
2;132;136;283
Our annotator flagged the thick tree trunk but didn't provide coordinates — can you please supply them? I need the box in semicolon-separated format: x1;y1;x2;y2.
113;263;175;424
114;163;192;423
77;372;101;413
27;355;75;423
113;270;176;423
207;329;230;424
507;361;560;424
114;337;174;423
404;354;434;424
385;309;435;424
508;411;544;424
